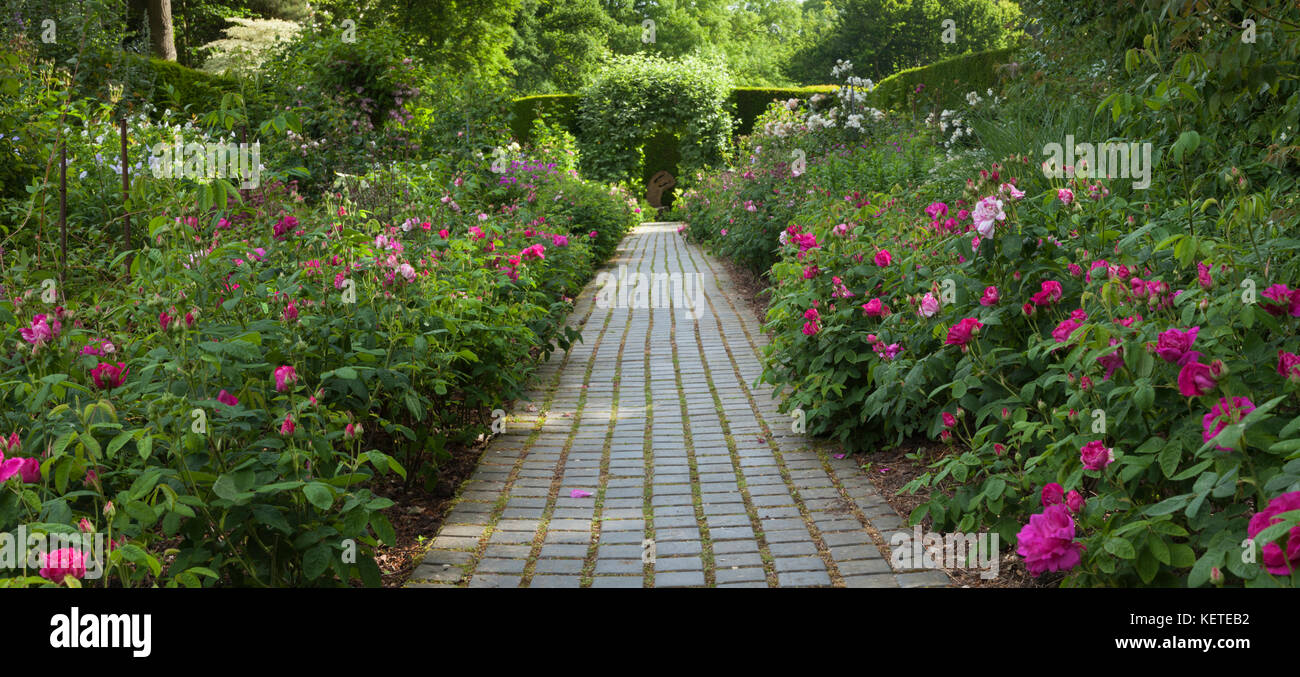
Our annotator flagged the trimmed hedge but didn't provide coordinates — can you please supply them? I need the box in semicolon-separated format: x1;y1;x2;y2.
729;86;837;136
510;94;580;143
510;86;841;144
869;46;1018;111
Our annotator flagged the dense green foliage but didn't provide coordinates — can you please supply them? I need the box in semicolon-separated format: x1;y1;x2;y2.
680;0;1300;587
869;46;1019;112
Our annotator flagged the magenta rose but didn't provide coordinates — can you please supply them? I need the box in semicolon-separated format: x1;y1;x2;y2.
979;286;999;306
1278;350;1300;383
38;548;87;584
1155;326;1199;363
1051;318;1083;343
874;249;891;267
1016;504;1084;576
1247;491;1300;575
1065;490;1086;514
1080;440;1114;471
1177;353;1220;397
941;412;957;428
89;362;129;390
1202;397;1255;451
1040;483;1065;507
945;318;983;347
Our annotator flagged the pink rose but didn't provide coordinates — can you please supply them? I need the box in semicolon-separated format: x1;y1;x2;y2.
38;548;87;584
1177;354;1220;397
1278;350;1300;383
874;250;891;267
1202;397;1255;451
1065;490;1085;514
1040;483;1065;507
919;293;940;318
862;298;889;317
979;286;999;306
1016;504;1084;576
1080;440;1114;471
279;413;296;436
1247;491;1300;575
89;362;129;390
1057;188;1074;205
1051;318;1083;343
945;318;983;347
942;412;957;428
217;390;239;407
274;365;297;392
1155;326;1199;364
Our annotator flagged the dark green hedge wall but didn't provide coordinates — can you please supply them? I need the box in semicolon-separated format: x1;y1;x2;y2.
729;86;837;136
868;46;1018;111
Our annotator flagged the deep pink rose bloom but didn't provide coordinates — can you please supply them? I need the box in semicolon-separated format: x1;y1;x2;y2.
925;202;948;219
945;318;983;346
1057;188;1074;205
39;548;87;584
1260;283;1300;317
801;322;819;336
274;365;297;392
1247;491;1300;575
1080;440;1114;471
862;298;889;317
803;265;819;279
1177;354;1219;397
1197;262;1213;290
0;451;25;484
1097;339;1124;380
1052;318;1082;343
979;286;999;306
1031;280;1062;306
1278;350;1300;383
1016;504;1084;576
90;362;129;390
19;314;61;345
217;390;239;407
942;412;957;428
1040;483;1065;507
1065;490;1085;514
1155;326;1199;363
280;413;296;436
874;250;891;267
16;457;39;483
1202;397;1255;451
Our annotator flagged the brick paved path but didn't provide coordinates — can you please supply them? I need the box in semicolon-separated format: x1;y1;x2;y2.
408;222;950;588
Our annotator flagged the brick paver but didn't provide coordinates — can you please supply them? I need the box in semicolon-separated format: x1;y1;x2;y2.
407;222;949;588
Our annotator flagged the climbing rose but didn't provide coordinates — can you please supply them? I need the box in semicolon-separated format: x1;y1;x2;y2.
918;293;940;318
274;365;297;392
1247;491;1300;575
90;362;128;390
1278;350;1300;383
38;548;87;584
1065;490;1085;514
1202;397;1255;451
1040;483;1065;507
979;286;999;306
874;250;891;267
945;318;982;347
1155;326;1199;364
1080;440;1114;471
1016;504;1084;576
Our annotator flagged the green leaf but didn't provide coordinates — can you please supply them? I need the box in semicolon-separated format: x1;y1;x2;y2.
303;544;331;580
302;482;335;511
212;473;239;501
1105;537;1137;559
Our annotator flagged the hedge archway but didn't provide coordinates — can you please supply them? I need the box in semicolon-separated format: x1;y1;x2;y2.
576;54;733;195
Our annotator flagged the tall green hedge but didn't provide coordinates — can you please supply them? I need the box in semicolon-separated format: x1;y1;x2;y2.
729;86;837;136
868;46;1018;111
510;86;840;144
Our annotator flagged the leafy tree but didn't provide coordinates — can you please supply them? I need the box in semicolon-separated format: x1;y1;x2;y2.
787;0;1022;83
509;0;617;94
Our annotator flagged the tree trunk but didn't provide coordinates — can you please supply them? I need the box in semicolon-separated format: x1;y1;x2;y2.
148;0;177;61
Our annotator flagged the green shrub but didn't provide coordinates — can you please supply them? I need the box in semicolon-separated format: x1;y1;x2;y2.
870;46;1019;112
510;94;580;144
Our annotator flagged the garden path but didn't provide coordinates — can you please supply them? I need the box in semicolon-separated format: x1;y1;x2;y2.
407;222;950;587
